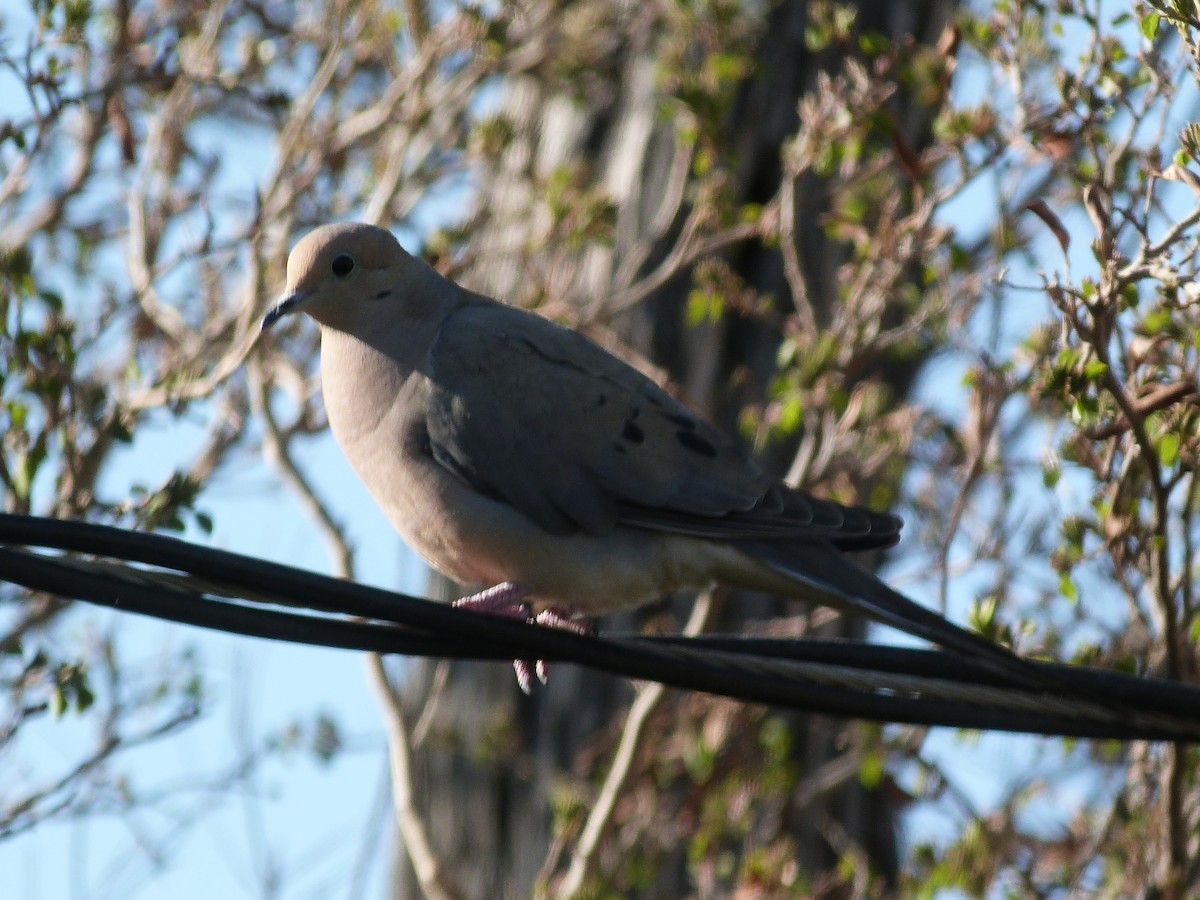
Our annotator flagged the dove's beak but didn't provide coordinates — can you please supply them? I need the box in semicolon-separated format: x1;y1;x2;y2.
261;290;310;332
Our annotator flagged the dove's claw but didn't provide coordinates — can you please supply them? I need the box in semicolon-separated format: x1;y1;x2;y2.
452;589;596;691
513;659;537;695
452;583;546;691
526;608;593;687
534;607;592;634
452;581;530;617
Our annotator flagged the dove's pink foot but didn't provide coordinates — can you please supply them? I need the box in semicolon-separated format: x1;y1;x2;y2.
452;581;530;618
531;607;594;686
452;582;539;692
452;585;592;693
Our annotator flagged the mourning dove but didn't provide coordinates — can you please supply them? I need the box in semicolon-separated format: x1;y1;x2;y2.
262;222;1044;692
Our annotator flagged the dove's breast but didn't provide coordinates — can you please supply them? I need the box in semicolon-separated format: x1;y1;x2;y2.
318;323;740;611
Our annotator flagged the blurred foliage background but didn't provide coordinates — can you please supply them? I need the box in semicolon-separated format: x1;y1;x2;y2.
2;0;1199;896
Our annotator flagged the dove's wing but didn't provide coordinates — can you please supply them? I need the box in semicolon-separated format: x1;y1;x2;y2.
423;302;900;548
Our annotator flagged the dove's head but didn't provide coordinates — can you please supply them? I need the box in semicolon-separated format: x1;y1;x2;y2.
261;222;414;333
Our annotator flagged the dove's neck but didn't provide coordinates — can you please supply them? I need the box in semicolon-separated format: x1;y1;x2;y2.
319;327;410;447
318;259;462;443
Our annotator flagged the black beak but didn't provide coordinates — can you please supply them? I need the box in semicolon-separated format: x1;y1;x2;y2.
260;291;306;332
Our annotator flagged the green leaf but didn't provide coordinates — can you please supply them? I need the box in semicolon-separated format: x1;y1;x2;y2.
1042;460;1061;488
776;393;804;435
759;715;792;762
738;203;763;224
1158;431;1181;467
1062;515;1087;552
1059;572;1078;603
968;596;998;635
1070;395;1099;426
1140;12;1160;39
13;432;48;501
64;0;94;34
50;683;67;718
6;400;28;429
72;677;95;713
1120;283;1140;310
858;31;890;55
685;289;724;326
858;749;885;788
1142;307;1172;333
0;244;33;280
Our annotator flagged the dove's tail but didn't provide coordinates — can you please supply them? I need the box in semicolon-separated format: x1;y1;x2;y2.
741;540;1054;694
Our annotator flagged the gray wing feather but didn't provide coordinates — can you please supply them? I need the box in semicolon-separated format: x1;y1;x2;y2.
425;302;770;534
424;301;900;549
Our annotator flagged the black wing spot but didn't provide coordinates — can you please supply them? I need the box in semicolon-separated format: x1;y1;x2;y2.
374;290;393;300
597;394;608;406
611;442;628;454
666;413;695;428
676;429;718;458
622;421;645;444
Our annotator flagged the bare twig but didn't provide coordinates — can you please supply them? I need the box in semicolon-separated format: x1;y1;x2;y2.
550;592;714;899
365;653;462;900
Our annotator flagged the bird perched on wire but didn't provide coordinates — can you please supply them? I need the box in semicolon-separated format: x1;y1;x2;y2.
261;222;1044;693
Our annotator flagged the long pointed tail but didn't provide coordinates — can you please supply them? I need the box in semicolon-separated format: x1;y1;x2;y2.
743;540;1054;694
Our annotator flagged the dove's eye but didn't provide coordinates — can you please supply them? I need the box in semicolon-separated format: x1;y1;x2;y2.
331;254;355;277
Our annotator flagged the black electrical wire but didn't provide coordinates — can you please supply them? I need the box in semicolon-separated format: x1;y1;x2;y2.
2;514;1199;741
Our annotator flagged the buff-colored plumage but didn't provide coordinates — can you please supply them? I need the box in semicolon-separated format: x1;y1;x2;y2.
262;222;1037;685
